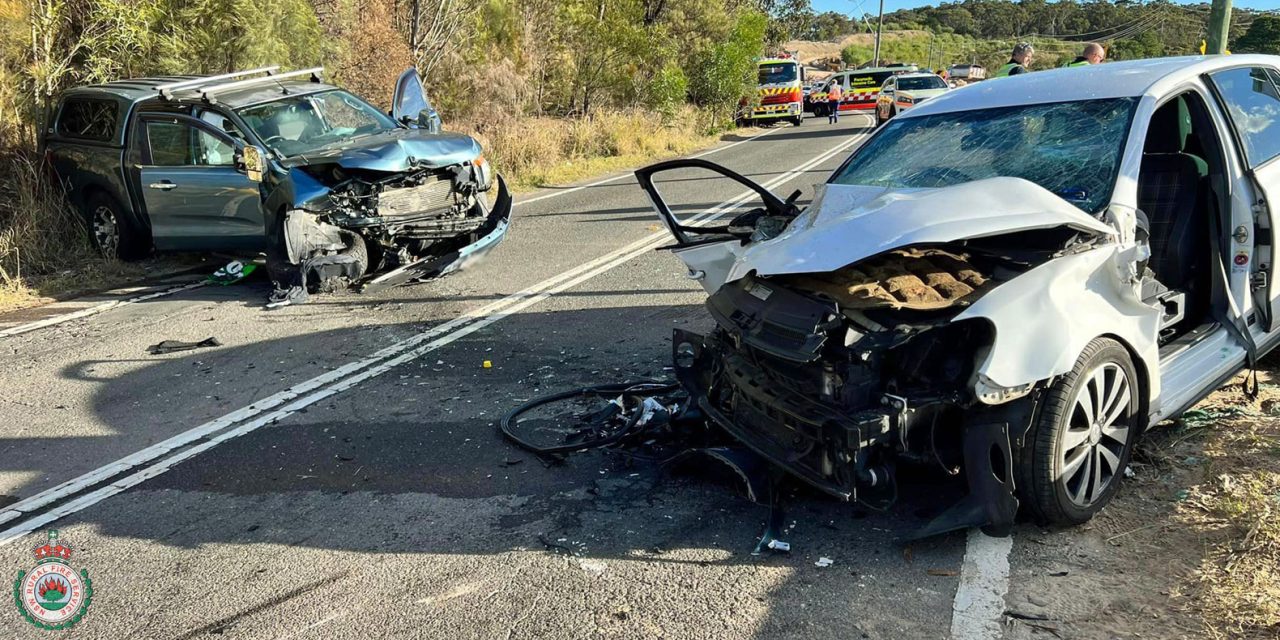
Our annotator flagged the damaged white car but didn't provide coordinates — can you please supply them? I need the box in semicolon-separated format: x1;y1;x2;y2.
638;56;1280;536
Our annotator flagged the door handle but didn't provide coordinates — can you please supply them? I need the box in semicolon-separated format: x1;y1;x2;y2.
148;181;177;191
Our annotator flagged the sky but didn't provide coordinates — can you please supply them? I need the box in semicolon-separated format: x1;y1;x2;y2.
810;0;1280;15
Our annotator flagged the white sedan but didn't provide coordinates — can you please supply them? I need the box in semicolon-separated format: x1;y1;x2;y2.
637;55;1280;537
875;72;949;125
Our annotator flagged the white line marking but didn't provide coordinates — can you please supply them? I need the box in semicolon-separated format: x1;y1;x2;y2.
512;126;780;206
950;528;1014;640
0;127;870;545
0;281;206;339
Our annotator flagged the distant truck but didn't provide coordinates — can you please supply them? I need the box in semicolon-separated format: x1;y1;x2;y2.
948;64;987;81
742;56;805;126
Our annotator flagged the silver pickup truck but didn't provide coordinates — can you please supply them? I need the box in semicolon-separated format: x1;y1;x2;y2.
43;66;511;287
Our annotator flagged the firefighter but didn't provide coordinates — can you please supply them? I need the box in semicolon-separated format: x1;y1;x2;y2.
826;80;843;124
1061;42;1105;67
995;43;1034;77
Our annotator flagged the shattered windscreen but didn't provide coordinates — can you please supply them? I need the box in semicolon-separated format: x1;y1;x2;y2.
237;90;399;157
831;97;1138;213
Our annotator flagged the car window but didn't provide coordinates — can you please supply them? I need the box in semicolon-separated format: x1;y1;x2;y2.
899;76;948;91
237;90;397;157
1208;66;1280;167
55;98;118;141
145;121;235;167
196;108;245;139
831;97;1139;213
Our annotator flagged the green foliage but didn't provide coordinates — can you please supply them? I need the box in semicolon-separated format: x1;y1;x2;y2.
646;62;689;120
1234;15;1280;55
688;10;766;129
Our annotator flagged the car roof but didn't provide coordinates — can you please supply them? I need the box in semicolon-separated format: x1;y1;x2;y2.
894;72;944;80
62;76;341;109
903;54;1280;118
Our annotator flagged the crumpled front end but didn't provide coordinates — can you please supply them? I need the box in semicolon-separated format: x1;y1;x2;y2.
280;155;509;290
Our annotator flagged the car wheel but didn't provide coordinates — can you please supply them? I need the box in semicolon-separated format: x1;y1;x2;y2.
87;193;147;260
791;115;803;126
340;232;369;281
1017;337;1140;525
814;103;827;118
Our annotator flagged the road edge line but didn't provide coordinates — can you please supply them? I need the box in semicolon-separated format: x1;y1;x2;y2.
950;528;1014;640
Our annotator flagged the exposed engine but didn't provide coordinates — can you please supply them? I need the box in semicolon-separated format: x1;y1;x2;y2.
673;244;1037;505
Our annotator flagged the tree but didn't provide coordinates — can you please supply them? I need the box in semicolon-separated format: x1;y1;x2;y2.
688;10;765;128
1234;15;1280;55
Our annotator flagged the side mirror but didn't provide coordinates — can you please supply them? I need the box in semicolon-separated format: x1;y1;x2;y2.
238;145;266;182
418;108;442;134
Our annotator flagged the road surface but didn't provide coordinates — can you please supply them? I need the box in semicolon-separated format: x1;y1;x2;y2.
0;115;1020;639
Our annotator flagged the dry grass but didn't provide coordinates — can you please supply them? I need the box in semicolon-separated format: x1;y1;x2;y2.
462;107;731;192
1155;374;1280;639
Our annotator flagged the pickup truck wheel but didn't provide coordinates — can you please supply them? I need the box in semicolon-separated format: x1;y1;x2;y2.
340;233;369;281
87;193;146;260
1017;337;1140;525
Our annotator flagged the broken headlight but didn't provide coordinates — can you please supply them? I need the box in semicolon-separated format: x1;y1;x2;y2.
472;155;493;192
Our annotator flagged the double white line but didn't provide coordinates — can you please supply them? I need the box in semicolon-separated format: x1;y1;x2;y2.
0;126;870;546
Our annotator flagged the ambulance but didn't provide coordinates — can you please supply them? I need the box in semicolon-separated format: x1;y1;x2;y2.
743;56;805;126
812;65;917;118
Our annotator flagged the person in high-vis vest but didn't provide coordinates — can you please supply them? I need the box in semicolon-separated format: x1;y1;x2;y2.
826;81;843;124
995;43;1034;77
1061;42;1105;68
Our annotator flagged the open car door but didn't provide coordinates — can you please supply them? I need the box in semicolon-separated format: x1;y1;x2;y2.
1206;66;1280;334
634;158;801;293
392;68;442;133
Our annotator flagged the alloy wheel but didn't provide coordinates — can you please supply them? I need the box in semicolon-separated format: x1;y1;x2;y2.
92;205;120;258
1058;362;1132;507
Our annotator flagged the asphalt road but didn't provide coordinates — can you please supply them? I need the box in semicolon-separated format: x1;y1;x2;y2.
0;115;984;639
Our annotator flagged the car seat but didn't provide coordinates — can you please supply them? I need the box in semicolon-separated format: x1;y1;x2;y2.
1139;97;1209;295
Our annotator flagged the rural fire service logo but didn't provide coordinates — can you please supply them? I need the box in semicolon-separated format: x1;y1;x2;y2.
11;530;92;630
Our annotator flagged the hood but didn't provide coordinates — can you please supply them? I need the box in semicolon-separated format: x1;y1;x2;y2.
281;128;482;172
724;176;1116;282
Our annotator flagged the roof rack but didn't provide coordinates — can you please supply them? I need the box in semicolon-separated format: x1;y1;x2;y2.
199;67;324;103
156;66;280;99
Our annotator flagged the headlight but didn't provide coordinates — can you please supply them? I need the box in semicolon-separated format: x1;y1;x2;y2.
472;155;493;192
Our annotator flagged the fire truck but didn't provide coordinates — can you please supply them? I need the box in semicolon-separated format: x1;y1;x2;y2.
742;55;805;126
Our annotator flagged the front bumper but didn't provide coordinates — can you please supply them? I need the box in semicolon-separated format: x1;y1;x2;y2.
361;175;512;291
672;328;895;501
749;102;802;119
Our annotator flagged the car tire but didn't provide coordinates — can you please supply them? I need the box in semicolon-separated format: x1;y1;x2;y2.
814;103;827;118
1016;337;1141;525
86;192;147;260
791;115;803;126
340;232;369;281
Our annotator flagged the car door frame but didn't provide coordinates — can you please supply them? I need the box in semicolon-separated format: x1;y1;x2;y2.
879;77;896;119
1203;64;1280;341
131;112;264;250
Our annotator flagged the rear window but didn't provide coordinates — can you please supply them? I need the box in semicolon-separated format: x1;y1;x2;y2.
55;98;119;142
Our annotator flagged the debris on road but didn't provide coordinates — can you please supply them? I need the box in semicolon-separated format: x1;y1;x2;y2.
815;557;834;567
207;260;258;286
147;337;222;355
926;569;958;577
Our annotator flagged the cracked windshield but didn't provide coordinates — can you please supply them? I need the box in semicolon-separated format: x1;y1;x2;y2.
833;98;1137;213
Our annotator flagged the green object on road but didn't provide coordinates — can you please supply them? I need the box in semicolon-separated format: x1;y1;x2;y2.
208;261;258;285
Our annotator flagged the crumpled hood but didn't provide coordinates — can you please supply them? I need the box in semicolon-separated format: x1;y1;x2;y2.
725;176;1116;282
281;128;482;172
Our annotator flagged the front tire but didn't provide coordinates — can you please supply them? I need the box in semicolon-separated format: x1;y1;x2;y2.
1017;337;1140;525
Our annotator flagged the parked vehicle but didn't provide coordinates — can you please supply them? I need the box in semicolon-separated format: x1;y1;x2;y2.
875;72;950;125
44;66;510;286
742;56;805;126
811;66;917;118
637;56;1280;536
948;64;986;81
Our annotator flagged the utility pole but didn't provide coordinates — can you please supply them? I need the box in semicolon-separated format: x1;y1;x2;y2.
1207;0;1232;54
873;0;884;67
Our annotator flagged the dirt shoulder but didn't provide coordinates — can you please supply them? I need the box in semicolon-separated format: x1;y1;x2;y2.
1006;367;1280;640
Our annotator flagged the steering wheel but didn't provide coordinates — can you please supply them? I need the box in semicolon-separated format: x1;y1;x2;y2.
261;134;286;147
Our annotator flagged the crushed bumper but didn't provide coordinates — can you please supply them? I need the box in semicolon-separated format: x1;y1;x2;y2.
361;174;512;292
